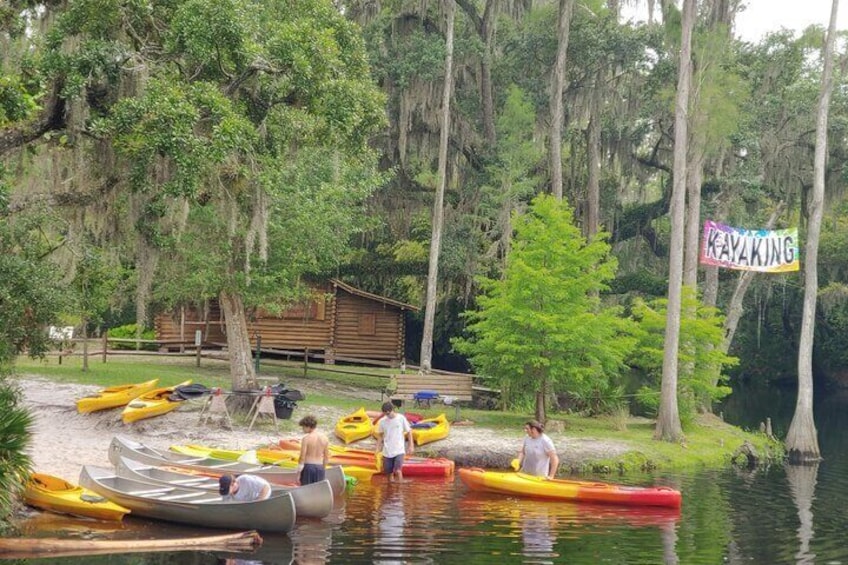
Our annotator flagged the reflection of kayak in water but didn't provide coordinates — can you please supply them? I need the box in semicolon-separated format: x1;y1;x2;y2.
457;490;681;528
459;468;682;508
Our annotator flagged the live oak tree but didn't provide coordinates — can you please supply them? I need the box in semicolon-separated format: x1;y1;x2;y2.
453;194;636;422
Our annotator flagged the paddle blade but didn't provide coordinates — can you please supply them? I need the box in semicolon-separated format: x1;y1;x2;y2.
510;458;520;471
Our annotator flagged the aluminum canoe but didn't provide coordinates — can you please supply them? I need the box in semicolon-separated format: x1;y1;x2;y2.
108;435;346;496
114;456;333;518
79;465;296;532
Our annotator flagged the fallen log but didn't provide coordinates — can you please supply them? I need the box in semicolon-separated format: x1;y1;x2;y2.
0;530;262;559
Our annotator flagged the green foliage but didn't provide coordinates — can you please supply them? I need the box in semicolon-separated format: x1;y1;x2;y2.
453;195;638;412
70;246;123;330
0;215;66;368
628;287;736;427
0;378;32;521
0;75;38;126
107;324;157;351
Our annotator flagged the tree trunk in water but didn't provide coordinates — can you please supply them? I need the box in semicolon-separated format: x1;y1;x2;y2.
655;0;695;443
420;0;455;373
549;0;574;201
787;0;838;464
219;290;258;396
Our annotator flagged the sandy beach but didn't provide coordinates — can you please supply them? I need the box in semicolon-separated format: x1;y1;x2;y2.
17;375;631;483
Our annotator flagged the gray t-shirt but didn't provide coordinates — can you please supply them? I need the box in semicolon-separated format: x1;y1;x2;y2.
521;434;556;477
232;474;271;501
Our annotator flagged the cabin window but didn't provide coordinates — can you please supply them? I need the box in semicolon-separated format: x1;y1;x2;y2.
358;313;376;335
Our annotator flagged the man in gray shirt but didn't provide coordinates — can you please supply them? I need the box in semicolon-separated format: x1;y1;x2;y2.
517;420;559;479
219;473;272;501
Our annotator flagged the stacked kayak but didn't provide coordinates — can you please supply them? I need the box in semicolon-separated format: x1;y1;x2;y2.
278;438;455;477
458;468;681;508
24;473;130;521
121;380;192;424
76;379;159;414
334;407;375;444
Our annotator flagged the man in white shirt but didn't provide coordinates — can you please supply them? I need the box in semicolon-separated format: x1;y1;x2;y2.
517;420;559;479
219;473;272;501
375;401;414;482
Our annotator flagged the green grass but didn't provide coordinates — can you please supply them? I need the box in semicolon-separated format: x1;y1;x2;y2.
13;353;785;472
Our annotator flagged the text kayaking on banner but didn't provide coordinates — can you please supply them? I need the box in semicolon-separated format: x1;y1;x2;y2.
700;220;800;273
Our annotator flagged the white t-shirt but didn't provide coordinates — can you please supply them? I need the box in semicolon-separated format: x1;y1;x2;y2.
232;474;271;501
377;413;411;458
521;434;556;477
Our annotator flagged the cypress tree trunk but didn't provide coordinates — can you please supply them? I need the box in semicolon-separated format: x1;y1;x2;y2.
549;0;574;201
786;0;839;464
219;290;258;402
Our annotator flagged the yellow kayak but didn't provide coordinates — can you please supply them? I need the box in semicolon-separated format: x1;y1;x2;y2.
170;443;379;481
121;380;192;424
76;379;159;414
24;473;130;521
334;407;374;444
410;413;449;446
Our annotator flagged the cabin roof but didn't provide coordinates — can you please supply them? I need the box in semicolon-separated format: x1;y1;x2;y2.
330;279;419;312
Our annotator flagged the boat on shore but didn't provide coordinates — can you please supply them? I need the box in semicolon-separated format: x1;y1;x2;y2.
458;468;682;508
114;456;333;519
24;473;130;521
79;465;296;532
108;435;346;496
121;380;192;424
76;379;159;414
334;407;375;444
410;413;450;446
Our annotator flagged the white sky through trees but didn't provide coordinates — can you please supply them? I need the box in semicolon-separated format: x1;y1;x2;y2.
621;1;846;42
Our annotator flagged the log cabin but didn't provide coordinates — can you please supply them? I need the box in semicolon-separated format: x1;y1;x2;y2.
154;279;418;366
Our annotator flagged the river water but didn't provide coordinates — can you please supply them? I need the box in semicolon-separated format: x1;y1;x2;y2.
9;384;848;564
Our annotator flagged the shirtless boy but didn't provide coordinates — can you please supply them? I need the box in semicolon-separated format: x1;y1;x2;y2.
297;414;330;485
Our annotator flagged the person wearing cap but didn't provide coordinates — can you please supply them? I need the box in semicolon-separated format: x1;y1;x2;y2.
374;401;414;482
517;420;559;479
218;473;272;501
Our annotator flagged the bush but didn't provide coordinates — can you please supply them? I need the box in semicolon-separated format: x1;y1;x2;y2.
0;378;32;521
107;324;158;351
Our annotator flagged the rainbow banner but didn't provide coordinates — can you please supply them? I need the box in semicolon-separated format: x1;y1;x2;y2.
700;221;799;273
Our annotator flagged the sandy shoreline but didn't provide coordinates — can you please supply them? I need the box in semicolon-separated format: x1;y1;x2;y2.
17;375;631;483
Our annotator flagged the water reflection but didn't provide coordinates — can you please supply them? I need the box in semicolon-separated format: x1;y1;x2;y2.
518;505;558;564
785;463;819;565
373;485;407;564
289;520;334;564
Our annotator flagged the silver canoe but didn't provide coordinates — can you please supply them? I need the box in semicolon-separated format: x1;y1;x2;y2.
114;456;333;519
108;435;346;496
79;465;296;533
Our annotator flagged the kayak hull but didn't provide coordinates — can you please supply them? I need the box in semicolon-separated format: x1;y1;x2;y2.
410;413;449;446
458;468;682;508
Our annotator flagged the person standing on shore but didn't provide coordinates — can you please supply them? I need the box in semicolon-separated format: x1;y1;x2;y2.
297;414;330;485
375;401;414;482
517;420;559;479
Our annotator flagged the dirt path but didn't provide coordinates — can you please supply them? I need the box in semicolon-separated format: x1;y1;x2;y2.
18;375;632;482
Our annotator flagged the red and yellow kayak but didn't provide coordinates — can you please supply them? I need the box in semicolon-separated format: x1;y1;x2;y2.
410;413;449;446
458;468;682;508
277;438;455;476
24;473;130;521
76;379;159;414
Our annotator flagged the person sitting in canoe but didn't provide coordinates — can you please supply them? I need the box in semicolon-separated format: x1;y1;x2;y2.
297;414;330;485
375;401;414;482
517;420;559;479
218;473;272;501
